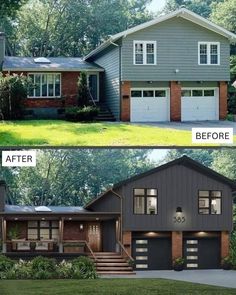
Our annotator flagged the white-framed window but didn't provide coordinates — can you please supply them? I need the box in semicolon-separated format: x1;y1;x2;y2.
133;41;157;65
198;42;220;65
28;73;61;98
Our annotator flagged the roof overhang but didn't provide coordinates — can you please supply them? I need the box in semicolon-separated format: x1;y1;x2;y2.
84;8;236;60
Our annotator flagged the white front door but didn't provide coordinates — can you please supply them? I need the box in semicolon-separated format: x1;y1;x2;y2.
181;88;219;121
88;73;99;102
130;88;170;122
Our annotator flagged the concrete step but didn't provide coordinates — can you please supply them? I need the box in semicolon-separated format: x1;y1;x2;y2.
97;266;133;271
98;271;135;275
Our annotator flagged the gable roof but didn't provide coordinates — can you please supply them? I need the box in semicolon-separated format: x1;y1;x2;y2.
85;155;236;209
84;8;236;60
3;56;104;72
113;155;236;189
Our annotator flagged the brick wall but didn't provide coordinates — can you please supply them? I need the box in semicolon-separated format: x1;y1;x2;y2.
122;231;132;256
170;81;181;121
172;231;183;260
219;81;228;120
121;81;131;121
63;221;86;240
221;231;230;258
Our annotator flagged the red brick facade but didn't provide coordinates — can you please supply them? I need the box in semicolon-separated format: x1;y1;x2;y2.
170;81;181;121
122;231;132;256
172;231;183;260
121;81;131;121
221;231;230;258
219;81;228;120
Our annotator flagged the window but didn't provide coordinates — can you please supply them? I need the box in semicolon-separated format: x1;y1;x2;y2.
134;41;157;65
198;42;220;65
27;220;59;241
134;188;158;214
28;73;61;98
198;190;222;215
181;89;215;97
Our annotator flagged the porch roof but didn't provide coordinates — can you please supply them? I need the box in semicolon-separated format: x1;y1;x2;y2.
2;56;104;72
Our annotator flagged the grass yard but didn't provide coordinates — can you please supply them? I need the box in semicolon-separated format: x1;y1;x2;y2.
0;120;226;146
0;279;234;295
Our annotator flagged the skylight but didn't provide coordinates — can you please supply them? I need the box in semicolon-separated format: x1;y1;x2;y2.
35;206;52;212
34;57;51;64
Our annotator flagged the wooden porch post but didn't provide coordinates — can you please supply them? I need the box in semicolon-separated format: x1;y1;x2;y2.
1;217;6;253
59;217;64;253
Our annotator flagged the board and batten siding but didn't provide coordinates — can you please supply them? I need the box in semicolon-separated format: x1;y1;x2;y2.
121;17;230;81
88;191;121;213
120;164;233;232
92;45;120;120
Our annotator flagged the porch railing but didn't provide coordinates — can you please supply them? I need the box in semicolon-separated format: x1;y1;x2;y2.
118;240;134;261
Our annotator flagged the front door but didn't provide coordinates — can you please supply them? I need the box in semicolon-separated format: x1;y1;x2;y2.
88;74;99;102
87;222;101;252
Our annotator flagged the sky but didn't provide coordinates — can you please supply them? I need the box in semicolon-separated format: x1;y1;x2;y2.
148;149;168;162
147;0;166;13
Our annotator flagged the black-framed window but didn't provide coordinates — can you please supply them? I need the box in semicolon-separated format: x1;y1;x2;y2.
198;190;222;215
134;188;158;215
27;221;59;240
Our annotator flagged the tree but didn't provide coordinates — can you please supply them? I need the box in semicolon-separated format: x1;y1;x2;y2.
5;149;154;206
77;72;90;107
0;0;28;19
163;0;224;18
4;0;153;57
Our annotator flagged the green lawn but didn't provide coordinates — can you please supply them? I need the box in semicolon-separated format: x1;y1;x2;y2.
0;279;234;295
0;120;227;146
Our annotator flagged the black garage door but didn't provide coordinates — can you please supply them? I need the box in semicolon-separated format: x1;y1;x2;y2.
184;237;220;269
132;237;172;270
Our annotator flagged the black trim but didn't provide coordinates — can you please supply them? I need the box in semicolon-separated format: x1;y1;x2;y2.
133;188;158;215
198;190;222;215
27;220;59;240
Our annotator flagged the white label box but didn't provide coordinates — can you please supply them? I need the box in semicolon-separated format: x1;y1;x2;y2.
192;128;233;144
2;151;37;167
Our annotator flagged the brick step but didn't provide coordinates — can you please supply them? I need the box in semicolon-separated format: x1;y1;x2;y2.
95;256;123;259
95;259;125;262
96;263;129;266
97;267;133;271
97;271;135;275
94;252;120;255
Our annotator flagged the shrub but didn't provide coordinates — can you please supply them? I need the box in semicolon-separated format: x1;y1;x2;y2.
31;256;57;273
0;255;15;272
77;72;90;107
230;231;236;269
71;256;98;279
65;106;99;122
173;257;185;271
221;256;232;270
228;95;236;114
56;260;73;279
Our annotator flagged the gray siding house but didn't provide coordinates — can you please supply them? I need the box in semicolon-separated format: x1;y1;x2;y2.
1;156;234;272
85;8;236;122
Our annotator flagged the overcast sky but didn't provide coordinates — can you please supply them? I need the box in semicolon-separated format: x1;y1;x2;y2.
148;0;166;13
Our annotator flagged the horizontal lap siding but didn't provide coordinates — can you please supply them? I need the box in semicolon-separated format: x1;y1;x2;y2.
121;164;232;231
93;46;120;120
122;17;229;81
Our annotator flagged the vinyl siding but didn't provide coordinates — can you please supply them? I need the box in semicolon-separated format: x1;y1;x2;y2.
121;17;230;81
120;164;233;232
93;45;120;119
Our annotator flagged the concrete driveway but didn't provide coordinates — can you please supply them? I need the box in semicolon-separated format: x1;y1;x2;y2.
101;270;236;289
131;121;236;135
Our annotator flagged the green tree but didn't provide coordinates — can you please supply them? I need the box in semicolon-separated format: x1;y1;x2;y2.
0;0;28;18
77;72;90;107
5;149;154;206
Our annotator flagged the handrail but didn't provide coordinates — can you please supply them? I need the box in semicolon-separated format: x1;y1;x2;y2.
62;240;96;261
118;240;134;261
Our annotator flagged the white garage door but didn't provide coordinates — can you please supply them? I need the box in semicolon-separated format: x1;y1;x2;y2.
131;89;170;122
181;88;219;121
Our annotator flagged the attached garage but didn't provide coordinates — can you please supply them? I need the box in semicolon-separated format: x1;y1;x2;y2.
184;236;221;269
181;88;219;121
132;235;172;270
130;88;170;122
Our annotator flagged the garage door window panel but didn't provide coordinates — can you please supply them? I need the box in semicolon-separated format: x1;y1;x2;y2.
204;90;215;96
192;90;203;97
143;90;154;97
155;90;166;97
198;190;221;215
131;90;142;97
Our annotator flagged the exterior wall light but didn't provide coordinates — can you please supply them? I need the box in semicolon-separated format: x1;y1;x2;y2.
80;224;84;231
174;207;186;223
232;81;236;89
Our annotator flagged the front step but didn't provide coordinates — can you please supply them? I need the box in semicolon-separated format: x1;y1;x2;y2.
97;271;135;275
92;252;135;275
96;104;116;121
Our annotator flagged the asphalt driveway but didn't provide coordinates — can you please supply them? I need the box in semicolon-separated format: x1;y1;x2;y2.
132;121;236;135
101;270;236;289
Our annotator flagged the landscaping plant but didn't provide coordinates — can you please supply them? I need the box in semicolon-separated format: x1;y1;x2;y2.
173;257;185;271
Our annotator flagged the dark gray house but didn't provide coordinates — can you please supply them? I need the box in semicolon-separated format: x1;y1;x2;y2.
0;156;235;272
1;8;236;121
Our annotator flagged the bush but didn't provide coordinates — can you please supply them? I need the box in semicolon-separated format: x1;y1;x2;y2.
221;256;232;270
228;95;236;114
230;231;236;269
0;255;15;272
31;256;57;273
56;260;73;279
173;257;185;271
65;106;99;122
71;256;98;279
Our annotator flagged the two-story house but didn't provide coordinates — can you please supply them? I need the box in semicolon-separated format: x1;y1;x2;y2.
0;156;235;272
1;8;236;121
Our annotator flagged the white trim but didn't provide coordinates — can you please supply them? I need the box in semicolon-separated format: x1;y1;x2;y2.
133;41;157;65
27;72;61;98
85;8;236;60
87;72;100;102
198;42;220;65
